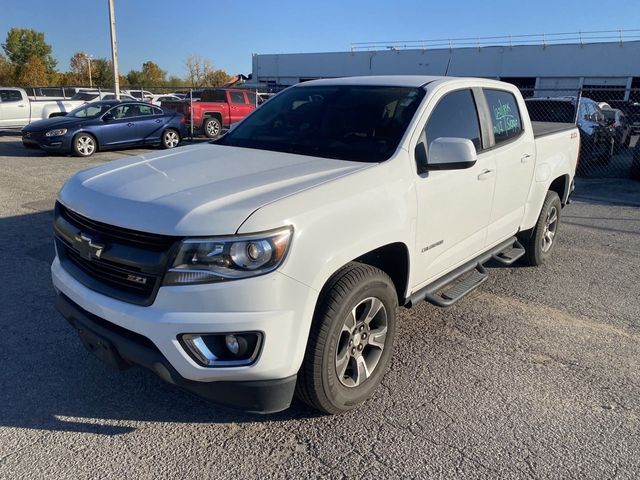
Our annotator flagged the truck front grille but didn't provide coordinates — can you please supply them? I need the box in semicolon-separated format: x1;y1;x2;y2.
54;202;179;306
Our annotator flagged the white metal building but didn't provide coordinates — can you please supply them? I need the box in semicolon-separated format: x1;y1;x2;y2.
251;34;640;100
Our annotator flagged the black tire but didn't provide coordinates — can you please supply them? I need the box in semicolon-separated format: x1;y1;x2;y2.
296;262;398;414
518;191;562;266
161;128;180;149
202;117;222;138
72;133;97;157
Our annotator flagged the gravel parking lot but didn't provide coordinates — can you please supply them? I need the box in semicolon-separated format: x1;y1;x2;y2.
1;133;639;479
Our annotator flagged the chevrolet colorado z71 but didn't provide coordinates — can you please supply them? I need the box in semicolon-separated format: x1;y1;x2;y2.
53;76;579;414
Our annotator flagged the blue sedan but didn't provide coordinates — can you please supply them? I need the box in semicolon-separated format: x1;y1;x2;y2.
22;100;186;157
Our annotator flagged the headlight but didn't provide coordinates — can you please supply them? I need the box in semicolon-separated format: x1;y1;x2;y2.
163;226;293;285
45;128;68;137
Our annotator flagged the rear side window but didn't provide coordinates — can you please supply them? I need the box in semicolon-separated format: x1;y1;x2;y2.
0;90;23;102
230;92;246;104
425;89;482;151
485;89;522;145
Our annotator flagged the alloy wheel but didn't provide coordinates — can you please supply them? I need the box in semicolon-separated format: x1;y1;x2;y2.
164;130;179;148
541;205;558;253
77;136;95;156
335;296;388;388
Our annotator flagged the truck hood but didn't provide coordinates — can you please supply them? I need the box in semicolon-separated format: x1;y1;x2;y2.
59;143;372;236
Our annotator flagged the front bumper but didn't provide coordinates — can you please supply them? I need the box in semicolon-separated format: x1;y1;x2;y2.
56;293;297;413
22;134;71;152
51;256;319;411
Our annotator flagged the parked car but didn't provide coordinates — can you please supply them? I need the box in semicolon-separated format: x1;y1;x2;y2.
148;94;182;106
607;100;640;134
601;107;631;151
0;87;85;129
126;89;154;100
21;100;185;157
525;96;612;172
69;91;137;102
162;88;257;138
52;76;579;414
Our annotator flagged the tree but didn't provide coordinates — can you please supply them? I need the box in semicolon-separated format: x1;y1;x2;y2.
2;28;56;78
92;58;113;87
69;52;93;85
126;69;143;87
141;61;166;86
184;54;214;87
17;56;48;86
204;69;232;87
0;54;14;84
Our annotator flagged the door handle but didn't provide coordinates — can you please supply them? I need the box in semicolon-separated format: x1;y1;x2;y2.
127;122;134;127
521;153;532;163
18;104;26;108
155;119;162;123
477;169;495;181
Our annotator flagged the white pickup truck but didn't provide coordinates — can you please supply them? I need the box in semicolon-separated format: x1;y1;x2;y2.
52;76;579;414
0;87;83;129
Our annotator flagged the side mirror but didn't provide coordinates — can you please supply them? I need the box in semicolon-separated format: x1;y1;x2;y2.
418;137;477;171
103;113;114;122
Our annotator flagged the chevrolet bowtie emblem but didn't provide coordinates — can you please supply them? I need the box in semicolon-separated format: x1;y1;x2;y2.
74;233;105;261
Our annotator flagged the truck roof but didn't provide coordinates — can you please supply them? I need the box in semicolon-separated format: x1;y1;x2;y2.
298;75;518;89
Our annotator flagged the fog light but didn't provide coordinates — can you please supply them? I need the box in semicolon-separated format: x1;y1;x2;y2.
225;334;240;354
180;332;262;367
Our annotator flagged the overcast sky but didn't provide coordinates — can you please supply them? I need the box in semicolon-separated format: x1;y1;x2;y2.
1;0;638;77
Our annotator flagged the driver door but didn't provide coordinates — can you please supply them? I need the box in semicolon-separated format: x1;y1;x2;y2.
412;88;496;289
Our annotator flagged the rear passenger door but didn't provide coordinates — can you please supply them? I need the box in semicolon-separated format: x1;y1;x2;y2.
229;91;250;123
412;88;497;286
135;104;166;143
482;89;536;245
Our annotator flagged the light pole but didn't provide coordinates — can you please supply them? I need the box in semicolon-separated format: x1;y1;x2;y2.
108;0;120;99
87;54;93;88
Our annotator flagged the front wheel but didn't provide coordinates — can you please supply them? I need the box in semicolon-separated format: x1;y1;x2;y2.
72;133;97;157
518;191;562;266
296;263;397;414
161;129;180;149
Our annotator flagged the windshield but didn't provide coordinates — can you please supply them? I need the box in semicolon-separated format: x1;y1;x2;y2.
67;103;113;118
216;85;425;162
602;110;616;121
526;100;576;123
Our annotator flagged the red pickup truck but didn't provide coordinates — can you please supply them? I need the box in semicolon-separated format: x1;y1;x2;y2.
163;89;258;138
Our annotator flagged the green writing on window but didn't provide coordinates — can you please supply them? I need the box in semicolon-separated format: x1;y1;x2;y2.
492;99;519;136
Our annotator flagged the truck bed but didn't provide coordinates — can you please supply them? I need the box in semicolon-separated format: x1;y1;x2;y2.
532;121;576;138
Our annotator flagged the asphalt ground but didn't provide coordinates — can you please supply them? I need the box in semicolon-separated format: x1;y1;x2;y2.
0;133;638;479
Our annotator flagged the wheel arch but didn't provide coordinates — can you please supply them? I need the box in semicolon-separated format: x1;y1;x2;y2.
548;174;570;206
316;242;410;308
201;111;223;127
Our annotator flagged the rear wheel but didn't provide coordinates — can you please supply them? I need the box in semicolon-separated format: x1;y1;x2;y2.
202;117;222;138
161;129;180;149
72;133;97;157
518;191;562;266
296;263;397;414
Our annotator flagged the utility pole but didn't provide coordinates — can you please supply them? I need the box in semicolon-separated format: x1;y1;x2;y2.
87;55;93;88
108;0;120;99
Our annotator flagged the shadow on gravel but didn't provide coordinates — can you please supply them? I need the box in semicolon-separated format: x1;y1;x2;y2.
0;208;321;437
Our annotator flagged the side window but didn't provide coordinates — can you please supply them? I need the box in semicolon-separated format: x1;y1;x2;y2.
137;104;154;116
0;90;23;102
247;92;258;105
425;89;482;151
230;92;246;104
484;89;522;145
152;106;163;115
